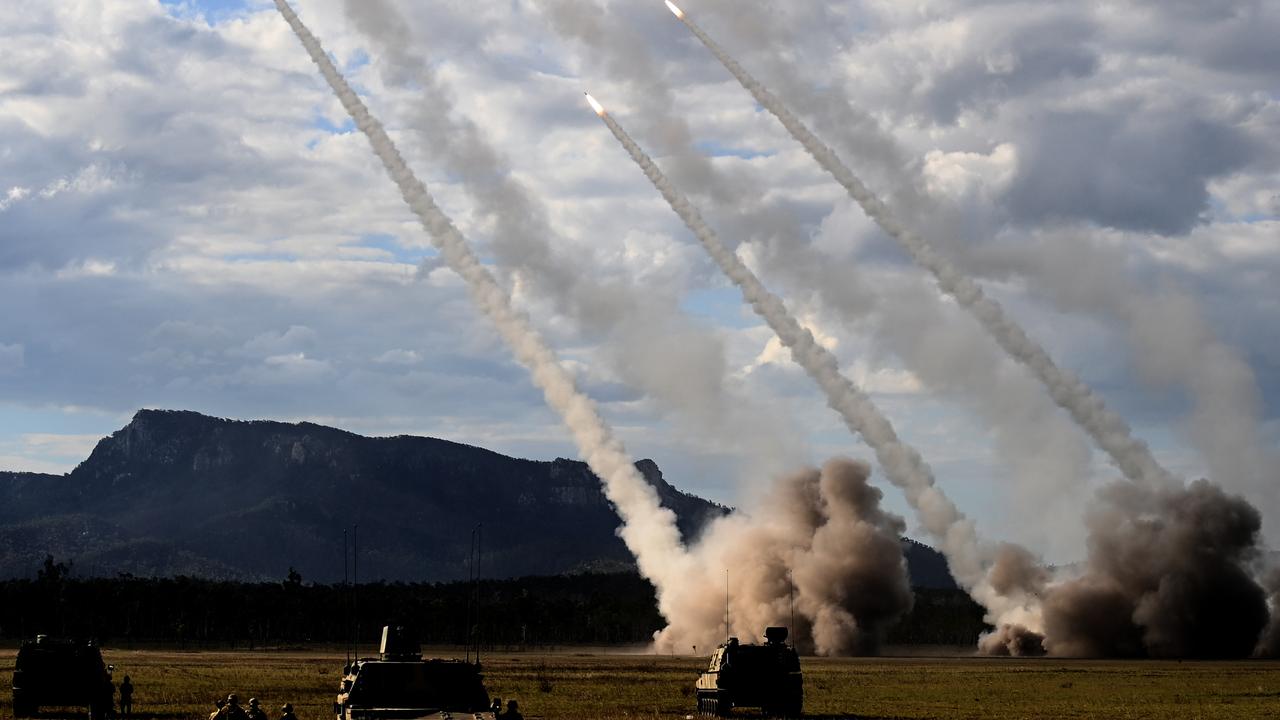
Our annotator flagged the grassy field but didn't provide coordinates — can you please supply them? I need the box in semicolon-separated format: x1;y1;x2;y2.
1;649;1278;719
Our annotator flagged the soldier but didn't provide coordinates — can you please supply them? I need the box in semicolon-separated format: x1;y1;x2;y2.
490;698;502;716
223;694;249;720
209;698;225;720
279;703;297;720
502;700;523;720
119;676;134;718
246;698;268;720
100;672;116;720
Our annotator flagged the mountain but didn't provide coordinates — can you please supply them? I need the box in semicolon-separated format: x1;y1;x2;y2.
0;409;957;588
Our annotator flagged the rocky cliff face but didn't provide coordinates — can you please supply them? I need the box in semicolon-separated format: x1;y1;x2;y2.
1;410;956;589
0;410;727;582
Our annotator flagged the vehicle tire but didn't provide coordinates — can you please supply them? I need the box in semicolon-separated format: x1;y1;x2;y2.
12;696;35;718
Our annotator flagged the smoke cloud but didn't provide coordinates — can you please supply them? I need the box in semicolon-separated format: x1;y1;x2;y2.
1256;567;1280;657
673;2;1277;542
1042;479;1269;658
656;458;913;656
339;0;806;486
272;0;691;593
668;5;1176;494
984;479;1272;658
541;0;1097;561
590;98;999;613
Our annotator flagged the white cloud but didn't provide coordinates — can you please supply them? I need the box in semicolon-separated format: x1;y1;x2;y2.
373;348;421;365
0;0;1275;559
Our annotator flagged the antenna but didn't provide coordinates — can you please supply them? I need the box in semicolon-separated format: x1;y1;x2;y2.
788;569;795;649
344;528;350;666
475;522;483;666
353;524;359;661
724;569;730;641
466;526;476;663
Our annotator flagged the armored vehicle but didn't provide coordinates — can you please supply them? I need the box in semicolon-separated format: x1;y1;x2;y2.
334;625;495;720
12;635;114;719
695;627;802;717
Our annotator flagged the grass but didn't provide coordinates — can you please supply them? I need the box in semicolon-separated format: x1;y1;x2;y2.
1;649;1278;719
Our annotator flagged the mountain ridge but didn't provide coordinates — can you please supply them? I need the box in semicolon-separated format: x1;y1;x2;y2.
1;409;956;589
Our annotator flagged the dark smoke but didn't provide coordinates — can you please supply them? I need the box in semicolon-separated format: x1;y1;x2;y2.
978;623;1046;657
794;458;916;655
995;479;1272;658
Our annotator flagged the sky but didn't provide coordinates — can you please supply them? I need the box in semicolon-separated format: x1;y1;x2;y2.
1;0;1277;564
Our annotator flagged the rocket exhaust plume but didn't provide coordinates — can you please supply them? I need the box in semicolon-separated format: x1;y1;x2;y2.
658;458;913;656
665;4;1176;493
1022;479;1269;658
273;0;691;593
664;0;685;19
586;95;1005;615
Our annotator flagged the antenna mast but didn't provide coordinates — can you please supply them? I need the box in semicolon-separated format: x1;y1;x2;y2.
353;524;359;661
476;522;483;665
466;526;476;663
344;528;350;666
724;569;730;641
789;569;795;649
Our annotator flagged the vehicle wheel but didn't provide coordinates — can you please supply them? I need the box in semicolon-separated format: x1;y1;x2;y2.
12;698;36;718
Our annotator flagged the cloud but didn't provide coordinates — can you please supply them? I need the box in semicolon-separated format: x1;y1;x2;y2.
0;0;1274;563
1006;109;1259;235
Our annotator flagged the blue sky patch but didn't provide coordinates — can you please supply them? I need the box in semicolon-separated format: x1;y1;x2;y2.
695;139;775;161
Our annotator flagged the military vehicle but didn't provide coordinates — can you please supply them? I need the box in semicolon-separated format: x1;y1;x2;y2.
695;627;803;717
11;635;114;719
334;625;495;720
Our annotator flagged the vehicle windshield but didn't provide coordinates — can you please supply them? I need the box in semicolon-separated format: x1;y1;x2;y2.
347;661;490;711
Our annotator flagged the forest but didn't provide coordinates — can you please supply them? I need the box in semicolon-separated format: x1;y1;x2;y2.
0;557;986;650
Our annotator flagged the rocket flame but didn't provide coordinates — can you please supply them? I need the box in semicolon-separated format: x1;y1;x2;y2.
664;1;685;19
585;93;606;116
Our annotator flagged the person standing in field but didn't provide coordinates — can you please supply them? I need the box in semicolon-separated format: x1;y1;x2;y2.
222;694;248;720
279;703;296;720
502;700;523;720
118;676;133;717
209;698;225;720
101;672;116;719
246;698;268;720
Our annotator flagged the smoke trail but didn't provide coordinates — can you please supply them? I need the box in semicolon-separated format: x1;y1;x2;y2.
272;0;689;588
338;0;806;486
656;458;913;656
665;3;1175;492
588;97;1003;612
541;0;1098;561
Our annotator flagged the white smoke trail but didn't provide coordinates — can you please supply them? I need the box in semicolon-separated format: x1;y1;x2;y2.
273;0;690;589
666;3;1176;492
338;0;807;487
588;97;1002;610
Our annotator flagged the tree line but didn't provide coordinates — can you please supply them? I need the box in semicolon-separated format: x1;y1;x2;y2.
0;557;987;649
